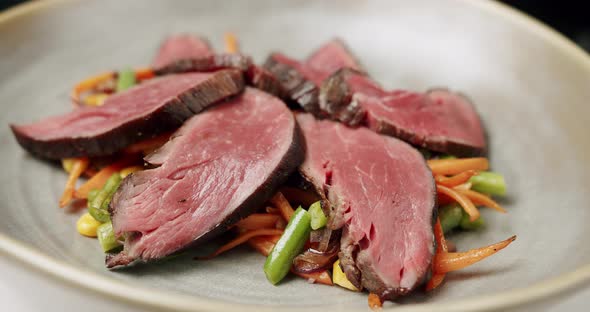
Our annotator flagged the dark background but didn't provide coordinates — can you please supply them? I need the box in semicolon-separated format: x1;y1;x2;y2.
0;0;588;52
502;0;590;51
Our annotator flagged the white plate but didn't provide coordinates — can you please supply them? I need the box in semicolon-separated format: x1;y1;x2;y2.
1;0;590;311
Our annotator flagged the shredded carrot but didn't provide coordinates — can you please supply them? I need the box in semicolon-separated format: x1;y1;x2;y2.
452;182;472;191
224;32;239;53
247;235;282;256
434;235;516;273
74;156;138;199
270;192;295;222
197;229;284;260
435;170;478;187
426;219;448;291
71;68;155;107
428;158;489;176
434;219;449;253
235;214;282;231
294;270;333;286
437;185;480;221
59;157;90;207
135;67;155;81
425;273;446;291
83;167;98;178
427;220;516;289
71;71;115;106
368;293;383;310
457;189;507;213
275;218;287;230
123;132;173;155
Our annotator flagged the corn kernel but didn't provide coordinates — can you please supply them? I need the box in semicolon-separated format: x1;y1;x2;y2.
61;158;75;173
120;166;143;178
84;93;109;107
77;212;101;237
333;260;360;291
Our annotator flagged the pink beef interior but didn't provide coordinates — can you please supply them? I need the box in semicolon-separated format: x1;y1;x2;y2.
270;53;322;85
111;88;295;261
14;73;212;141
272;38;362;87
152;34;213;68
341;72;486;153
361;90;486;150
297;113;435;292
305;39;362;76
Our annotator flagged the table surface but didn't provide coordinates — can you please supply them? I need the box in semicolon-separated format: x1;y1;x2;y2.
1;255;588;312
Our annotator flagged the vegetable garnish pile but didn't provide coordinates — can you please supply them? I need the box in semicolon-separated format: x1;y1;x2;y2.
21;33;515;309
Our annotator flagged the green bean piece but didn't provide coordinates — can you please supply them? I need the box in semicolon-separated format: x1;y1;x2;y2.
264;207;312;285
100;192;116;212
439;204;463;233
88;190;111;223
469;171;506;196
116;68;136;92
103;173;122;194
100;176;122;211
87;189;99;205
88;173;122;223
459;212;485;231
309;201;327;230
97;221;122;252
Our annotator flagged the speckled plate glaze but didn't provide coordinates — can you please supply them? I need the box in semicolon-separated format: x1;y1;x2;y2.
1;0;590;311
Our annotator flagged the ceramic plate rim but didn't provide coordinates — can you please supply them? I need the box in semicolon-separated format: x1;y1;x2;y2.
1;0;590;311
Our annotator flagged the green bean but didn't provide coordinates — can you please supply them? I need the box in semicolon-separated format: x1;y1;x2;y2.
469;171;506;196
101;176;122;211
309;201;327;230
87;189;99;205
88;173;121;223
97;221;122;252
459;212;485;231
264;207;311;285
88;196;110;223
100;192;116;212
439;204;463;233
116;68;136;92
103;173;122;194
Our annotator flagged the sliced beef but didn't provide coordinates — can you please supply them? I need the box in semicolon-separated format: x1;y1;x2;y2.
305;39;362;76
152;34;213;68
296;113;436;300
320;68;487;156
154;53;252;75
318;69;381;126
246;65;287;100
150;33;281;98
263;53;321;114
106;88;303;268
11;70;244;159
154;54;285;99
262;38;362;115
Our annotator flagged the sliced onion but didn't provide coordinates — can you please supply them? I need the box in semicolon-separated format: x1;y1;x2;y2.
293;247;339;274
310;229;324;243
318;228;332;252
